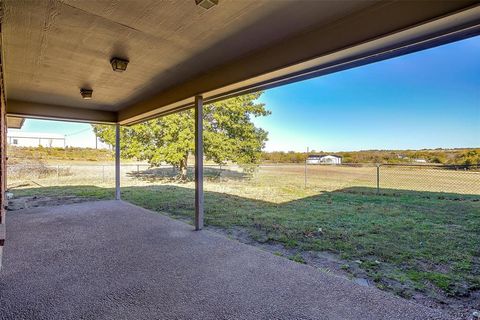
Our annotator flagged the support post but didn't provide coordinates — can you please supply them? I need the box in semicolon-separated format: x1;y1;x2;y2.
304;146;309;188
115;124;121;200
195;95;204;230
376;164;380;194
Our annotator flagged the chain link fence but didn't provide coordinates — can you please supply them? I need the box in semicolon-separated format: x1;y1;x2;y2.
376;164;479;195
6;162;480;197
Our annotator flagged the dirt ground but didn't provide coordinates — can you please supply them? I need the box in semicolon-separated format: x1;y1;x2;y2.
7;163;480;196
7;195;93;211
209;225;480;320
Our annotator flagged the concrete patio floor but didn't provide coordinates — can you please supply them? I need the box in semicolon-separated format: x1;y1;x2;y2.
0;200;447;320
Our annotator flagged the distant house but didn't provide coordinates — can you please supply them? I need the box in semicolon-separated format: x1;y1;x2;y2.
7;132;65;148
413;159;427;163
306;154;342;165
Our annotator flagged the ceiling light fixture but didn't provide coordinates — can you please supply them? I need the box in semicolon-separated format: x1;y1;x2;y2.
80;88;93;100
195;0;218;10
110;57;129;72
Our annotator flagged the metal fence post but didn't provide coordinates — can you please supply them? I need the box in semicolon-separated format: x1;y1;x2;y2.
56;165;59;182
102;165;105;183
376;164;380;194
304;160;307;188
304;147;309;189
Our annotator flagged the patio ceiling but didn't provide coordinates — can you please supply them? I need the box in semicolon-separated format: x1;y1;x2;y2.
2;0;480;126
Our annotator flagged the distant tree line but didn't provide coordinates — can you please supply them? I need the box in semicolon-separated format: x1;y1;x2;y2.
261;148;480;166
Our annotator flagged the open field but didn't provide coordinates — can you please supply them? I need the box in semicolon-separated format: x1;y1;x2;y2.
7;163;480;317
7;162;480;197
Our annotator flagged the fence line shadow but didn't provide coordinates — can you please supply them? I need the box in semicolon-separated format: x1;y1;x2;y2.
126;166;249;182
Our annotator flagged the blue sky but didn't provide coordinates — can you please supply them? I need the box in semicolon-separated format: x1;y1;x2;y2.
254;35;480;151
9;36;480;152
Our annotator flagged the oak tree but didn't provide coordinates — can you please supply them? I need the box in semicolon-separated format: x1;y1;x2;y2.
93;92;270;179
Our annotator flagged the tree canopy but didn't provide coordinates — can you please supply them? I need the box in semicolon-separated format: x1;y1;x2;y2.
93;92;270;178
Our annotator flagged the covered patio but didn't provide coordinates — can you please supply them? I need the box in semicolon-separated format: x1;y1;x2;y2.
0;200;447;319
0;1;480;318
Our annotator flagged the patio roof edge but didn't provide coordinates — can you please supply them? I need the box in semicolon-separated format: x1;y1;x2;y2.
6;99;118;125
118;2;480;125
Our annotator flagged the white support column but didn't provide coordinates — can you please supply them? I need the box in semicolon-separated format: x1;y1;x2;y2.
194;95;204;230
115;123;121;200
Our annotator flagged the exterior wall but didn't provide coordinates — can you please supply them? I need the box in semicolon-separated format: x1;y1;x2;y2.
306;159;320;164
307;156;342;165
320;156;342;165
8;136;65;148
1;76;5;224
0;78;5;224
0;29;6;268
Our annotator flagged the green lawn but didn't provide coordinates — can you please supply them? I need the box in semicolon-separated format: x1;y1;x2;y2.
13;183;480;301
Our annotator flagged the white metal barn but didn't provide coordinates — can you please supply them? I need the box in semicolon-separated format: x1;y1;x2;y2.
307;155;342;165
7;131;65;148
